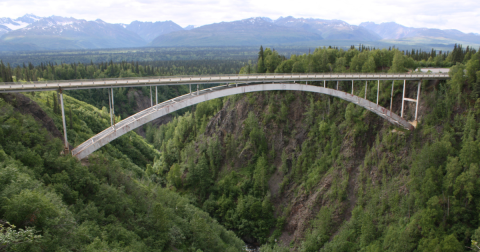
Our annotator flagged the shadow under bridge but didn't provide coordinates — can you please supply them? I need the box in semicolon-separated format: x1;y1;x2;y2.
72;82;415;159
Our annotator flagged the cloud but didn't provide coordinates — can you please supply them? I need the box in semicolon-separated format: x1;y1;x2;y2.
0;0;479;33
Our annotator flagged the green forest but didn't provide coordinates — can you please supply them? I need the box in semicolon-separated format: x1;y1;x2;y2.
0;46;313;68
2;43;480;251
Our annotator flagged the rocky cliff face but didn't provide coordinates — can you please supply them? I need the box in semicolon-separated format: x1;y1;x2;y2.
184;80;434;248
0;93;63;139
143;74;480;251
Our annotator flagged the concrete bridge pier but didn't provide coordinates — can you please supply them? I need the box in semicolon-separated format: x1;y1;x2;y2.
111;88;115;131
401;80;406;118
108;88;113;126
390;80;394;111
377;80;379;104
59;89;69;153
415;80;421;121
365;81;368;99
150;86;153;107
400;80;422;123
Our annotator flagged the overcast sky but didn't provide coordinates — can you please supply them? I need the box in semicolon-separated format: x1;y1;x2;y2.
1;0;479;34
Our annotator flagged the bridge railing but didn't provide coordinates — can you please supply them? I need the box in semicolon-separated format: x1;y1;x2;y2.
71;88;209;156
0;72;450;86
72;81;421;158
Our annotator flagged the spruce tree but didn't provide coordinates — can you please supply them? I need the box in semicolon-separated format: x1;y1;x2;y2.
258;45;264;61
257;46;266;73
475;71;480;98
53;93;58;114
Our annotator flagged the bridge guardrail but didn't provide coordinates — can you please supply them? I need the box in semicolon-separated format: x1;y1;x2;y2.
72;82;418;158
0;72;450;90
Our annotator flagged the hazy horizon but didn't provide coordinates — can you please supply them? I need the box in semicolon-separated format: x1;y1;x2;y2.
1;0;479;34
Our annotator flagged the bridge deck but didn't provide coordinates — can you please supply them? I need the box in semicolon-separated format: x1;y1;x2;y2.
71;82;414;159
0;73;449;93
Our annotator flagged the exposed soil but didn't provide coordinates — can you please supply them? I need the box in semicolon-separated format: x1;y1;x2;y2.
176;80;438;248
0;93;64;141
209;81;436;247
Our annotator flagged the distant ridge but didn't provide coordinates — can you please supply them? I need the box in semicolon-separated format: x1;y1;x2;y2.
125;21;183;43
275;16;381;41
0;14;479;51
1;16;146;50
0;14;42;36
150;17;324;47
150;16;385;47
360;22;480;44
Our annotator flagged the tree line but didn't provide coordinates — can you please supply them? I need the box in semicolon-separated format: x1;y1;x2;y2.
243;44;477;75
142;43;480;250
0;59;249;83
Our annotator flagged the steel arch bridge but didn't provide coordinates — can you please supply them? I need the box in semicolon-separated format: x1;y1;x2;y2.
0;73;450;159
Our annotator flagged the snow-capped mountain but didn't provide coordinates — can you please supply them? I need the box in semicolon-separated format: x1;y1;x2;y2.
360;22;480;44
15;14;42;24
1;14;479;51
184;25;198;30
0;14;42;36
1;16;146;50
274;16;381;41
150;17;324;47
125;21;183;42
151;16;384;47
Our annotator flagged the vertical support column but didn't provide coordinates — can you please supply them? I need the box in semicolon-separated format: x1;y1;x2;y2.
306;81;308;85
401;80;405;118
155;86;158;105
197;84;199;95
150;86;153;107
415;80;421;121
111;88;115;131
324;80;326;88
189;84;192;95
108;88;112;126
336;81;339;90
390;80;394;111
351;80;354;94
376;80;379;104
364;81;367;99
59;89;69;153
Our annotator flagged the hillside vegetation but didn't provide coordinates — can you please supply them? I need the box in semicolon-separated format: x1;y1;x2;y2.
2;44;480;251
0;91;243;251
141;45;480;250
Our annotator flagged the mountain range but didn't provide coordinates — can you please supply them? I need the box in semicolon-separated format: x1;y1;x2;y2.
359;22;480;44
0;14;479;51
0;14;41;36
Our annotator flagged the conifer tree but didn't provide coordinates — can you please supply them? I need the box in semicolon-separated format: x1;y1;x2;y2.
53;93;58;114
257;46;266;73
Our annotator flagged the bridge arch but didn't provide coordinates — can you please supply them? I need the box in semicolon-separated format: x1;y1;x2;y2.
72;83;413;159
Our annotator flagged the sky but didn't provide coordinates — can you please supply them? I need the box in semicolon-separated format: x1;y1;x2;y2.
1;0;479;34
